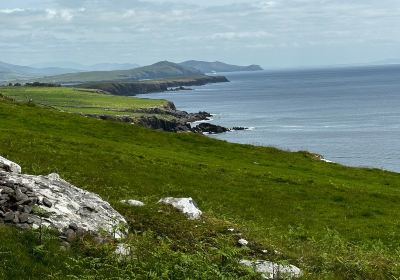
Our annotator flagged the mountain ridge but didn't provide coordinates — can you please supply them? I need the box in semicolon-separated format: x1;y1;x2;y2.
179;60;263;73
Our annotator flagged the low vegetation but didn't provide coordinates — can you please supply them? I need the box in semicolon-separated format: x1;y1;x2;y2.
0;86;166;117
0;91;400;279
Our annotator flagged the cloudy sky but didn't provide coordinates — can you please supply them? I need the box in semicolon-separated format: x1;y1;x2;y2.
1;0;400;68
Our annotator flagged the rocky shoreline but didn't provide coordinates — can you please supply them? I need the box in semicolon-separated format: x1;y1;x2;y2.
76;75;229;96
85;101;245;134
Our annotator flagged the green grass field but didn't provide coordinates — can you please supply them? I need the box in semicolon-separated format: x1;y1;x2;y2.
1;93;400;279
0;86;166;117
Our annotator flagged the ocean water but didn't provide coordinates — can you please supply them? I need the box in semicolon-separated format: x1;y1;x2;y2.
138;65;400;172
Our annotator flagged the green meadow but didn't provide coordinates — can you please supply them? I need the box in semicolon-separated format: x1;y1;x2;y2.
0;86;166;117
0;88;400;279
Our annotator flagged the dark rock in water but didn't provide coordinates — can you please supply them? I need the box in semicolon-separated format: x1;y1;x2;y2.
168;86;193;91
192;123;229;134
42;198;53;208
232;127;247;131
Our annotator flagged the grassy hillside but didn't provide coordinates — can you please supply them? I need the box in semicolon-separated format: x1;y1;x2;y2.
1;96;400;279
34;61;203;84
0;86;166;117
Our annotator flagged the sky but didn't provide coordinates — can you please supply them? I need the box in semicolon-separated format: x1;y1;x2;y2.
1;0;400;68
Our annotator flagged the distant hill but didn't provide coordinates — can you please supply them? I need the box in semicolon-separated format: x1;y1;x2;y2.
30;62;140;71
0;61;81;82
33;61;204;84
179;60;263;73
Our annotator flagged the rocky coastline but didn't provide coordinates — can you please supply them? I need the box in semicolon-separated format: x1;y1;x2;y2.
76;75;229;96
85;101;245;134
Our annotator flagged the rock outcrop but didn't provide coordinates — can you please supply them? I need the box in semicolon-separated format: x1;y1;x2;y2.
121;199;145;207
0;156;21;174
191;123;229;134
0;157;127;238
240;260;302;279
158;197;202;220
76;75;229;96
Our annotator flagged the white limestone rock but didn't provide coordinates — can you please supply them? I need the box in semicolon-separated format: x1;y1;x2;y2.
121;199;145;207
115;243;131;257
240;260;302;279
158;197;202;220
238;238;249;246
0;156;21;174
0;171;127;238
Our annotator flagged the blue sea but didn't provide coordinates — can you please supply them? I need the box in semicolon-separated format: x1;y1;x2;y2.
138;65;400;172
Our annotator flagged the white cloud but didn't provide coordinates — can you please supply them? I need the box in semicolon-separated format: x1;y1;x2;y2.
45;8;74;21
210;31;272;40
0;8;25;14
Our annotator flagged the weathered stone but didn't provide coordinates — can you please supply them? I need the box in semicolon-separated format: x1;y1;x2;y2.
19;213;29;223
23;205;32;213
64;229;77;242
0;156;21;174
15;189;29;201
13;211;20;223
158;197;202;220
1;187;14;195
114;243;131;257
120;199;145;207
238;238;249;246
16;223;31;230
4;211;14;222
69;223;78;231
0;156;127;239
240;260;302;280
42;198;52;208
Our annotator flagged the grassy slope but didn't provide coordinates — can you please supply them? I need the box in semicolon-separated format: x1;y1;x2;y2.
1;98;400;278
0;86;166;117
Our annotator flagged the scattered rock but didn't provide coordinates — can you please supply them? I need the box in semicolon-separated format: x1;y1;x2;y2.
121;199;145;207
158;197;202;220
0;156;21;174
238;238;249;246
240;260;302;279
115;243;131;257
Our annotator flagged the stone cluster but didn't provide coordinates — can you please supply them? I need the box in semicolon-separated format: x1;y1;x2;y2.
0;156;127;239
0;174;47;229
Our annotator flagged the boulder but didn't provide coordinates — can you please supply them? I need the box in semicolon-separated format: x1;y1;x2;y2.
0;156;21;174
120;199;145;207
238;238;249;246
158;197;202;220
240;260;302;279
0;161;127;238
